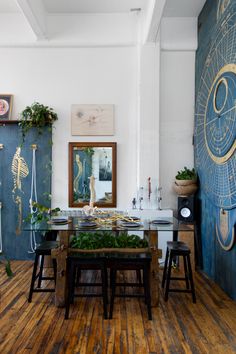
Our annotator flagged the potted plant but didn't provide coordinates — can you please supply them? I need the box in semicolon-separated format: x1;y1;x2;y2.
19;102;58;142
173;167;198;195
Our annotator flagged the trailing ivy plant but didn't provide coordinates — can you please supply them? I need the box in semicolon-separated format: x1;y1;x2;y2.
70;231;148;250
0;253;13;277
19;102;58;143
25;202;60;224
175;166;197;180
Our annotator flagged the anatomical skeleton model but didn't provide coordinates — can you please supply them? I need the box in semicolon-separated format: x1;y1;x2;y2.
12;147;29;234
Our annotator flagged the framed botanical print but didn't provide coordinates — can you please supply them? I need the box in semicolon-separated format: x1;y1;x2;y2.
0;94;13;120
69;142;117;207
71;104;114;136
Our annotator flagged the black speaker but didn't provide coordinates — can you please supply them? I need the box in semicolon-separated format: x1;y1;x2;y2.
178;196;194;222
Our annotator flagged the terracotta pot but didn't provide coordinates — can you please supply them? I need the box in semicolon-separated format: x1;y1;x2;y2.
175;178;197;186
173;181;198;196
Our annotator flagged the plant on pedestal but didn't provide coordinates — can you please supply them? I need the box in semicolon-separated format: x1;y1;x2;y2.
173;167;198;196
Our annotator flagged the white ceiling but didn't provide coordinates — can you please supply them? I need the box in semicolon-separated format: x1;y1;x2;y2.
0;0;206;16
42;0;147;14
0;0;206;45
0;0;20;12
163;0;206;17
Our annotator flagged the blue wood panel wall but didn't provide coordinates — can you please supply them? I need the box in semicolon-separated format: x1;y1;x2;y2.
196;0;236;300
0;125;52;260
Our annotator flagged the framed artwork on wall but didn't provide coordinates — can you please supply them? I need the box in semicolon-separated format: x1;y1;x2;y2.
68;142;117;208
0;94;13;120
71;104;114;136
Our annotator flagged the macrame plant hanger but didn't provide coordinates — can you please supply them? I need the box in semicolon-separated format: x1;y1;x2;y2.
29;144;38;253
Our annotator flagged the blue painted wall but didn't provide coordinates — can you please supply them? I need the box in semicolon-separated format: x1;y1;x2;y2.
0;125;52;260
195;0;236;299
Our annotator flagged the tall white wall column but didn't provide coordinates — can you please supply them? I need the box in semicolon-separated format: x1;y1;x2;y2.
137;42;160;208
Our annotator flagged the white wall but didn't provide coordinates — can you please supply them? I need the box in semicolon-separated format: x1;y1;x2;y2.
160;51;195;209
0;46;139;210
137;42;160;209
0;15;197;212
159;17;197;210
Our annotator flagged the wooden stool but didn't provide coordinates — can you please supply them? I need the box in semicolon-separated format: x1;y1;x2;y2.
65;253;108;320
107;252;152;320
162;241;196;303
28;241;58;302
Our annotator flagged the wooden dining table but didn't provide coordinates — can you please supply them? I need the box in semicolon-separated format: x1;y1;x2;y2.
24;215;193;307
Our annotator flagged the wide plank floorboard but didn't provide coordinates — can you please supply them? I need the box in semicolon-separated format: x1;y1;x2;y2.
0;261;236;354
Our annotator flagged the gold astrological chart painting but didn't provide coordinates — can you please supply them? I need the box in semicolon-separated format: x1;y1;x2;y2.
195;14;236;209
195;1;236;250
216;209;236;251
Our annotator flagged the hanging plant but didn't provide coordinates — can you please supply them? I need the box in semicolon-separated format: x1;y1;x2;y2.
19;102;58;142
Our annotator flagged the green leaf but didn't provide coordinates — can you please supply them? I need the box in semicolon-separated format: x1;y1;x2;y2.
5;261;13;277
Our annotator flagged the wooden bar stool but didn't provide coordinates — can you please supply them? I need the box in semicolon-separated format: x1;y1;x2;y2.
28;241;58;302
65;252;108;320
107;252;152;320
162;241;196;303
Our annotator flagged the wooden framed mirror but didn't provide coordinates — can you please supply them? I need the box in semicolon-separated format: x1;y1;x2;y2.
69;142;117;207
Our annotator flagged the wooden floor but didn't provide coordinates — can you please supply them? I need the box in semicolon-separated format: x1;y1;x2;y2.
1;261;236;354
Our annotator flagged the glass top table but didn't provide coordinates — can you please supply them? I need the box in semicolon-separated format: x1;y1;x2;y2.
23;216;192;232
23;215;194;307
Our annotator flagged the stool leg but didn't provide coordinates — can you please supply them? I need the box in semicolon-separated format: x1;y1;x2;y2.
75;268;81;286
101;264;108;319
109;269;117;319
186;254;196;303
37;255;44;288
104;266;108;289
65;260;73;319
162;248;169;288
110;268;114;289
70;265;77;304
143;264;152;320
164;252;173;301
136;269;142;284
183;255;189;289
28;254;39;302
52;259;57;286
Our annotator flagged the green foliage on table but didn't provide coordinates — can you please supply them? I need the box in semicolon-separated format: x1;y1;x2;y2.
19;102;58;142
175;166;197;180
70;231;148;250
25;202;60;224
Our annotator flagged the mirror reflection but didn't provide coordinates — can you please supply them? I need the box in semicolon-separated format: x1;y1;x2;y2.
69;142;116;207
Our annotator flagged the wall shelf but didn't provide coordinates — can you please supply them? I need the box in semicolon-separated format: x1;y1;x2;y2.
0;120;19;125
